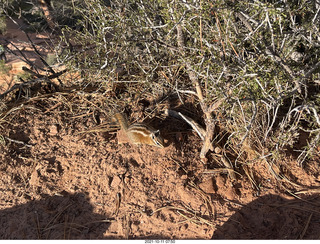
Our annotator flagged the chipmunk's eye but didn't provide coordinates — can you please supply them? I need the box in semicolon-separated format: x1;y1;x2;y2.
154;130;160;137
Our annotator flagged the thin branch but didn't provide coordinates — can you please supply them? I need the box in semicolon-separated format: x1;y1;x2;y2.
265;46;302;93
175;23;216;160
304;60;320;79
24;32;63;86
0;77;58;99
166;109;206;140
22;66;67;80
5;136;32;147
4;39;43;73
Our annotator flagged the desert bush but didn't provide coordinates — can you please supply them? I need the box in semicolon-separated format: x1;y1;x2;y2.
59;0;320;165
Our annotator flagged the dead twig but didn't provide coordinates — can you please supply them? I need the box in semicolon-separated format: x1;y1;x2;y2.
295;188;320;195
0;77;58;100
151;204;214;227
220;155;236;181
22;66;67;80
24;32;63;86
265;46;302;94
166;109;206;140
4;136;32;148
176;23;217;161
114;193;121;216
4;39;44;73
299;213;313;239
38;0;57;30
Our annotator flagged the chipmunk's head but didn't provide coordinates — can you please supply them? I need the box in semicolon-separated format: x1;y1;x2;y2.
150;129;165;148
128;124;165;148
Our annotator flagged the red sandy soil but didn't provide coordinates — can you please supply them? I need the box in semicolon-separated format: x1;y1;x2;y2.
1;18;320;240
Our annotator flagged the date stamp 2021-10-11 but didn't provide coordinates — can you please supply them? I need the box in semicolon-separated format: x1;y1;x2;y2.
145;240;176;244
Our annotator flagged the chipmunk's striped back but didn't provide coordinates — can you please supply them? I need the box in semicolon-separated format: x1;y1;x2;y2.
114;113;164;148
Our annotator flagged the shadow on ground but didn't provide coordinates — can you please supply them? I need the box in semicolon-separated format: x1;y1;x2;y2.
0;192;111;239
212;194;320;239
1;192;320;239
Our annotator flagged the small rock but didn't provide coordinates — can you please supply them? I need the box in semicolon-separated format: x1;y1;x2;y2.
29;170;39;186
214;146;222;154
199;178;215;194
110;176;122;188
181;175;188;180
49;124;58;136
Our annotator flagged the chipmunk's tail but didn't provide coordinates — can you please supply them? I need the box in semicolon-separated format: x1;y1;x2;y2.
114;113;129;131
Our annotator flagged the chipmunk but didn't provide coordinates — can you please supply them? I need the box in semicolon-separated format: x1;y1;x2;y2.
114;113;164;148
